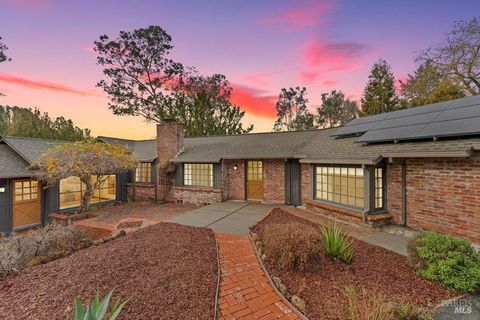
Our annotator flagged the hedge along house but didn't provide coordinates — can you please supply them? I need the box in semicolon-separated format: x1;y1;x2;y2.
133;96;479;245
0;137;130;232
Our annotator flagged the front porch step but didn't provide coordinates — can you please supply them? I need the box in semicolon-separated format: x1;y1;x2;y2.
365;213;393;228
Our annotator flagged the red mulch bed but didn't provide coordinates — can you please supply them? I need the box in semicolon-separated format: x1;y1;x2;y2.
252;209;453;319
0;223;218;320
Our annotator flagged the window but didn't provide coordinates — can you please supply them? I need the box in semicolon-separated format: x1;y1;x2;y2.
135;162;151;183
13;180;38;202
59;175;116;209
184;163;213;187
315;166;364;209
375;167;384;209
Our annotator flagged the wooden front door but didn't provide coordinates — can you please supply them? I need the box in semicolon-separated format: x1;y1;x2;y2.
12;179;41;229
247;160;264;201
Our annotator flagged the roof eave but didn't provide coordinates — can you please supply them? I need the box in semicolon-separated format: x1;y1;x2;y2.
381;149;473;159
299;158;377;165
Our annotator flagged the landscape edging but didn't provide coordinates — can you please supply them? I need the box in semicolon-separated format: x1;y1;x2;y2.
248;233;309;320
213;234;221;320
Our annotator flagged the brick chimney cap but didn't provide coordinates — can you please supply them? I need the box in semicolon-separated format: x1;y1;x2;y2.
162;118;177;123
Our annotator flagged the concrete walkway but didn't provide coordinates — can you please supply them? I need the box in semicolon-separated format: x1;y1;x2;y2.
216;233;299;320
168;201;283;235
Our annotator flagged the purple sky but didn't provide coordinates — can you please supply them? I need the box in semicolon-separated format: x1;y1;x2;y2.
0;0;478;138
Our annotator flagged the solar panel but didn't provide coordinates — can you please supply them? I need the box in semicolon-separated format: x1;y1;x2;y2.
333;96;480;144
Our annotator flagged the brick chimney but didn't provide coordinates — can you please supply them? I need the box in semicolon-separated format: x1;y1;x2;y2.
156;120;184;202
157;120;184;162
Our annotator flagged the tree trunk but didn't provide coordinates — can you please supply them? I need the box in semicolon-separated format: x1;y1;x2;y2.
80;176;93;213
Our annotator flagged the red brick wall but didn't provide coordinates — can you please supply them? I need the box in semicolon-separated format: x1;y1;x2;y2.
222;159;246;201
168;187;222;205
263;159;285;203
127;183;156;201
387;157;480;244
301;163;312;205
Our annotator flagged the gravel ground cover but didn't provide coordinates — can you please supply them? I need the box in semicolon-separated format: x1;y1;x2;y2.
0;222;218;320
252;209;453;319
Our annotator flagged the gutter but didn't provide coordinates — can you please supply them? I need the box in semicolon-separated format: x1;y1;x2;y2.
380;149;473;159
299;158;376;165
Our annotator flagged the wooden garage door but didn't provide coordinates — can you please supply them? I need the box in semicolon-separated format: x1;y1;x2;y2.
13;179;41;229
247;160;264;201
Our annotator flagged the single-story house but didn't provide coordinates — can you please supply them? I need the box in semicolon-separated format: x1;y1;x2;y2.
0;95;479;244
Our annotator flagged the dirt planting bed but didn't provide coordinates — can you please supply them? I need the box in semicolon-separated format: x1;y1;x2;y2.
252;209;453;319
0;222;218;320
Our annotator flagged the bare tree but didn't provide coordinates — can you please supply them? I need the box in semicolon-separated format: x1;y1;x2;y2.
418;17;480;95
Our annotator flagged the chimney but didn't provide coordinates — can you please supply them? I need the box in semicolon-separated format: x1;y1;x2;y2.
156;120;184;203
156;120;184;163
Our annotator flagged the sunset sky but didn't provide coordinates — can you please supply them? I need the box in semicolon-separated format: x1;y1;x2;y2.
0;0;479;139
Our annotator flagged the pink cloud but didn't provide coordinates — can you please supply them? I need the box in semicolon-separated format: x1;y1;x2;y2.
297;40;370;85
257;1;333;31
303;40;368;70
230;84;277;118
242;70;283;88
0;73;98;96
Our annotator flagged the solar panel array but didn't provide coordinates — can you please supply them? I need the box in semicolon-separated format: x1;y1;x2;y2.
332;96;480;144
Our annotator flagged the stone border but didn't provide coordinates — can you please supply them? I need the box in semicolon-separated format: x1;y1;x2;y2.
213;235;221;320
248;233;309;320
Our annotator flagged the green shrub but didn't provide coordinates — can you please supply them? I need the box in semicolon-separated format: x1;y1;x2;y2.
262;222;322;270
391;303;430;320
407;232;480;293
319;223;353;264
343;287;394;320
74;290;128;320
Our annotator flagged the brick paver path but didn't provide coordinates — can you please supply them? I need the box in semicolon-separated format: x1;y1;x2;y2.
216;233;299;320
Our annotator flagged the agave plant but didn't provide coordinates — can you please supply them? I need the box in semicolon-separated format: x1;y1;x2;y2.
74;290;128;320
319;223;353;264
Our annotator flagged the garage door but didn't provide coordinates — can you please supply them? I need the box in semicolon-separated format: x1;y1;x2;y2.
12;179;41;229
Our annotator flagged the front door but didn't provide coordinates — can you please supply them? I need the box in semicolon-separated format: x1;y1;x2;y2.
12;179;41;229
247;160;264;201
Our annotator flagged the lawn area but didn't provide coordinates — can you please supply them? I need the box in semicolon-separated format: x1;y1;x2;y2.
251;209;453;319
0;222;218;320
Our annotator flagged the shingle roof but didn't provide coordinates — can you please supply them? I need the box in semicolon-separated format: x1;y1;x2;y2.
172;128;480;164
0;143;32;178
2;136;68;163
97;137;157;162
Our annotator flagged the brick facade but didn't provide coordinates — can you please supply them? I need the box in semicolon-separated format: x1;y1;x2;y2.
301;163;311;206
263;159;285;203
222;159;246;201
387;157;480;244
168;186;222;205
127;183;156;201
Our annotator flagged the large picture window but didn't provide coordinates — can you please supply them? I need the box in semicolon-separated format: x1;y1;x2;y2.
59;175;116;210
135;162;151;183
184;163;213;187
315;166;365;209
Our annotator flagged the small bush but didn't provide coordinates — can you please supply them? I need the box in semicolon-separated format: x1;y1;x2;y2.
407;232;480;293
262;222;322;270
343;287;394;320
392;303;430;320
319;223;353;264
0;224;87;277
74;290;128;320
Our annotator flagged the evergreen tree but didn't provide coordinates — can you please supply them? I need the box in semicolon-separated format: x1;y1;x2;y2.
360;59;400;116
400;61;443;107
0;105;90;141
273;87;314;131
316;90;358;128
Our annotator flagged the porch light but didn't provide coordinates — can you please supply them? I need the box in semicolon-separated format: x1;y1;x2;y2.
233;164;238;170
0;187;5;193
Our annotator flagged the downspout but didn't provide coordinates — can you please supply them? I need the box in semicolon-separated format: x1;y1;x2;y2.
400;160;407;226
